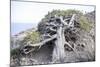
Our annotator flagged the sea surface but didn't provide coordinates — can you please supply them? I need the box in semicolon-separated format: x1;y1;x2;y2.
11;23;37;35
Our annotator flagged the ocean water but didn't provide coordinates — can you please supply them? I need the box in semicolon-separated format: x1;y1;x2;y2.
11;23;37;35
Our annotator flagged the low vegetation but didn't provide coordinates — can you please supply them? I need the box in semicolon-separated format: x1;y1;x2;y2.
79;16;92;32
21;31;41;46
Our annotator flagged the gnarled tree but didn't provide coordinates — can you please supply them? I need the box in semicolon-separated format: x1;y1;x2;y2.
22;13;80;62
21;10;95;63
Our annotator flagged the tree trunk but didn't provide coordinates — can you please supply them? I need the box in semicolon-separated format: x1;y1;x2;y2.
52;26;65;63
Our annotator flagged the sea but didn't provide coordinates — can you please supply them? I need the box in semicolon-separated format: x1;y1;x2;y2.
11;23;37;35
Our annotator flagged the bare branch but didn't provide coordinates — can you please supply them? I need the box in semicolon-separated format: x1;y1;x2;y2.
22;34;57;54
64;41;81;58
64;18;70;21
49;27;57;32
68;14;76;26
46;22;57;27
23;48;36;54
59;16;68;26
35;34;57;46
46;26;57;32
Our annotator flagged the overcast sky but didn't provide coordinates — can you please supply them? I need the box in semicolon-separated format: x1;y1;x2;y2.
11;1;95;24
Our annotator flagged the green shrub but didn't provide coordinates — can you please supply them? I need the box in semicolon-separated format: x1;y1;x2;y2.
45;9;83;19
21;31;41;45
79;16;92;32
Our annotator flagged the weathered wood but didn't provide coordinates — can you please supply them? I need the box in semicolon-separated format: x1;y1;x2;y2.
52;14;77;62
68;14;76;26
52;28;64;62
23;34;57;54
52;24;65;62
22;14;78;62
64;42;80;57
60;16;68;26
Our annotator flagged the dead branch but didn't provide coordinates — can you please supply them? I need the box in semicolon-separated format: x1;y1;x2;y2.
64;41;81;58
60;16;68;26
22;34;57;54
68;14;76;26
